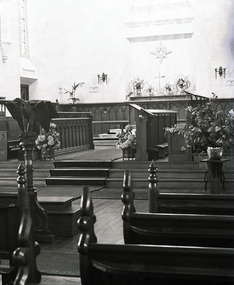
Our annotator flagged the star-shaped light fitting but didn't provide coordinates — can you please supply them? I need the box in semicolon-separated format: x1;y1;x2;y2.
150;42;172;64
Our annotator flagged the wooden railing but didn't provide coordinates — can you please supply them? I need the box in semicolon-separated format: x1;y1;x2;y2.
52;117;94;153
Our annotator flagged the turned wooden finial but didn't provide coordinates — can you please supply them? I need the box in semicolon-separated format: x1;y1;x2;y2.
121;170;136;222
148;160;159;185
148;160;159;213
77;187;97;254
13;164;41;285
17;163;28;210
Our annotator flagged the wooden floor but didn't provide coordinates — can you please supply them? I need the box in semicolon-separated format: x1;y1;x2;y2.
38;197;148;284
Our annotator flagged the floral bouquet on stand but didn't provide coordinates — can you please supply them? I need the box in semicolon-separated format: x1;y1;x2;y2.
35;123;61;160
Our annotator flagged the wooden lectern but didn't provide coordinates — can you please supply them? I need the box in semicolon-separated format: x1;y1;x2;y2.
130;104;177;161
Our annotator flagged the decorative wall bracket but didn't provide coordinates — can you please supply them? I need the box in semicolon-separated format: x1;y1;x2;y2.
97;72;107;84
215;66;226;79
0;41;11;63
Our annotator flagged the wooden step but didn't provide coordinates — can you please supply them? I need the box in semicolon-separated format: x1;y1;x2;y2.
54;160;112;168
46;177;106;186
106;177;206;189
38;196;74;211
47;203;81;238
50;168;109;177
108;169;205;179
0;169;50;178
0;178;46;187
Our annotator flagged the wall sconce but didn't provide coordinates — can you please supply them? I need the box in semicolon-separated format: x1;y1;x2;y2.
0;41;11;63
215;66;226;79
98;72;107;84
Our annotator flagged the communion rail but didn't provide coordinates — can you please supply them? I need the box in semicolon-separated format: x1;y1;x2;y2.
52;117;94;153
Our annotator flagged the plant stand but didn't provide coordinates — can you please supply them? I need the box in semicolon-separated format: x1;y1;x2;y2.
122;147;136;160
201;158;229;194
41;147;55;160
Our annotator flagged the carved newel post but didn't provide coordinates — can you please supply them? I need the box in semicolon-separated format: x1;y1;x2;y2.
148;160;159;213
20;132;54;243
13;163;41;284
4;98;57;243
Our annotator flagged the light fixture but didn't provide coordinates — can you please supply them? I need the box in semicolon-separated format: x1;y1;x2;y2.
97;72;107;84
215;66;226;79
0;41;11;63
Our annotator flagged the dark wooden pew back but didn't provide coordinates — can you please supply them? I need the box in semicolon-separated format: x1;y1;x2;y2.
157;192;234;215
0;203;19;284
78;186;234;285
147;160;234;215
122;170;234;248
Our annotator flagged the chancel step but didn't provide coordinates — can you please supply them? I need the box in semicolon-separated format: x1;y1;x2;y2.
50;168;109;177
54;160;112;168
46;177;106;186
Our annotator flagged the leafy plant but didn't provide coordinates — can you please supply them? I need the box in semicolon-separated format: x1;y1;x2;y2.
64;82;85;104
184;95;234;153
165;95;234;154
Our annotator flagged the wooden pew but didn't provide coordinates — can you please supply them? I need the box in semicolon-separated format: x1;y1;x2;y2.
78;186;234;285
0;202;19;285
148;160;234;215
122;170;234;248
0;164;41;285
157;192;234;215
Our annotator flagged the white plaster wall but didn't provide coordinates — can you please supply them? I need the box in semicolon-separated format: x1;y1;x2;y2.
191;0;234;98
2;0;233;103
27;0;128;103
0;0;21;101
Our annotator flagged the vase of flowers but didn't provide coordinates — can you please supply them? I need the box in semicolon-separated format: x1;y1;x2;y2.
131;76;145;96
175;74;191;94
35;123;61;160
116;125;136;159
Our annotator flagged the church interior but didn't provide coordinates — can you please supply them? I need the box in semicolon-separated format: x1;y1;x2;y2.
1;0;234;284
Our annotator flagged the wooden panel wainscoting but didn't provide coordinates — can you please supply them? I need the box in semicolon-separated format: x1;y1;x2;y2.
52;117;94;153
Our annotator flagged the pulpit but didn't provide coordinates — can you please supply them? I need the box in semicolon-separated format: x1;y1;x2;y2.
130;104;177;161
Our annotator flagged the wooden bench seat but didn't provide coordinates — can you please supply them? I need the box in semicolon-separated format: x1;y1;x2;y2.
147;142;168;159
77;186;234;285
122;170;234;248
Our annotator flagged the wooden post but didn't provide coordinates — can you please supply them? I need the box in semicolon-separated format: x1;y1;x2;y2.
20;132;54;243
135;112;148;161
13;163;41;284
148;160;159;213
0;131;7;161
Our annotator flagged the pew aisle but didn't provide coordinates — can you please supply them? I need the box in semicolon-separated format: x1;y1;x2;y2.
37;196;148;284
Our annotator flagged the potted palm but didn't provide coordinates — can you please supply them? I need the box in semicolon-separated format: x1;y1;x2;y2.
64;81;85;104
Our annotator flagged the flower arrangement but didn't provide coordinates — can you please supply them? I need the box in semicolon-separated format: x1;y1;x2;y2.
165;82;172;93
35;123;61;150
175;74;191;91
131;76;145;90
116;125;136;150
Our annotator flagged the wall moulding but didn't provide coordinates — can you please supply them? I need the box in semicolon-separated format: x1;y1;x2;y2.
125;17;194;41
